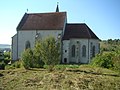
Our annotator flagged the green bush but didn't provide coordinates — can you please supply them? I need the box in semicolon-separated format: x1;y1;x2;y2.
91;50;120;72
112;51;120;71
91;53;114;69
21;48;44;69
0;62;5;70
5;60;23;69
21;49;34;69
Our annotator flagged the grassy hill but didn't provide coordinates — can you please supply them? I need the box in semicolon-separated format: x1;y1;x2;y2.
0;65;120;90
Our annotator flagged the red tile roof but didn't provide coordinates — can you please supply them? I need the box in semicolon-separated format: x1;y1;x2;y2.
62;23;99;40
17;12;66;30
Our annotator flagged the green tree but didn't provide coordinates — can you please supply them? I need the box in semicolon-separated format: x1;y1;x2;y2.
33;41;44;68
39;36;61;70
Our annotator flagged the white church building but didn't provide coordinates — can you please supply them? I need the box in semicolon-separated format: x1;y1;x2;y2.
12;5;100;64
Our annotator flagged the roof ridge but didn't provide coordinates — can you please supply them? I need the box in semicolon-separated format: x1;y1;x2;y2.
67;23;86;25
27;12;66;15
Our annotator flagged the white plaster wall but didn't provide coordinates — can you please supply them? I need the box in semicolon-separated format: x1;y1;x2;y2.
37;30;62;40
17;30;63;59
62;40;70;63
69;39;89;63
68;39;99;64
18;30;36;59
12;34;18;60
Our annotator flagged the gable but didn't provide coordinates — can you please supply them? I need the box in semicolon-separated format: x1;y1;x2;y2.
62;23;99;40
17;12;66;30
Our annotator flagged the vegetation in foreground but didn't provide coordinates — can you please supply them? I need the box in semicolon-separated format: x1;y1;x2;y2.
0;65;120;90
0;38;120;89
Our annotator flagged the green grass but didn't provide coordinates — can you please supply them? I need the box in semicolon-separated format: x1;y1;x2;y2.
0;65;120;90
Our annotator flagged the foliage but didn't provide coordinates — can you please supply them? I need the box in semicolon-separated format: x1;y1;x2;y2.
4;51;11;60
112;50;120;71
33;41;45;68
0;62;5;70
100;39;120;52
37;36;61;71
91;53;114;69
21;46;44;69
21;49;34;69
5;60;23;69
91;50;120;72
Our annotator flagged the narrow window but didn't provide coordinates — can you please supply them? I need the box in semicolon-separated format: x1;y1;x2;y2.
92;46;95;57
25;41;31;49
65;50;67;53
82;45;86;57
72;45;75;57
64;58;67;63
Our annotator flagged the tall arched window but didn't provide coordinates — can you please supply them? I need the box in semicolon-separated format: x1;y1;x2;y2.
92;46;95;57
25;41;31;49
72;45;75;57
82;45;86;57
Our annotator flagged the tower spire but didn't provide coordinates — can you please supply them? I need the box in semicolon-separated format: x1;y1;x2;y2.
56;2;59;12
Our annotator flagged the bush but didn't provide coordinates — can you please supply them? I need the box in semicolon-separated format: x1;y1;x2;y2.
21;48;44;69
0;62;5;70
5;60;23;69
91;53;114;69
91;50;120;72
112;51;120;71
21;49;34;69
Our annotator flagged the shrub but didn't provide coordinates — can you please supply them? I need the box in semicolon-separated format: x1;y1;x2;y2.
112;51;120;71
5;60;23;69
91;53;114;69
0;62;5;70
21;49;34;69
21;47;44;69
91;50;120;72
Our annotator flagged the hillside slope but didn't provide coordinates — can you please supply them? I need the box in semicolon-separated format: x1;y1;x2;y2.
0;66;120;90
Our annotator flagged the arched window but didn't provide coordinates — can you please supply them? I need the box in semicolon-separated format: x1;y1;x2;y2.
71;45;75;57
82;45;86;57
92;46;95;57
25;41;31;49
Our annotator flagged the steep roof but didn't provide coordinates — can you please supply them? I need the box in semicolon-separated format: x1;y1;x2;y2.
62;23;99;40
17;12;66;30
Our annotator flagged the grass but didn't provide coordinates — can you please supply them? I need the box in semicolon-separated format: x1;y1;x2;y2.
0;65;120;90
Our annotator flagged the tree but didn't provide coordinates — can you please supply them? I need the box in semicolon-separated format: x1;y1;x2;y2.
33;41;44;68
38;36;61;70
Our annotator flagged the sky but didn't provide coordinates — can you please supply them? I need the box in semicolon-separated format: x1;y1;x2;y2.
0;0;120;45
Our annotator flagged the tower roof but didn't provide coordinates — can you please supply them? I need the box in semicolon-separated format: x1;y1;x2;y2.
56;2;59;12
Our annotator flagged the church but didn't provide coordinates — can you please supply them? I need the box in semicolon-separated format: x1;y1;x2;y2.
12;5;100;64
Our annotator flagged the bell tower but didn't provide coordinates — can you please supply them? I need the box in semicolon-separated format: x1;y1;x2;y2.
56;2;59;12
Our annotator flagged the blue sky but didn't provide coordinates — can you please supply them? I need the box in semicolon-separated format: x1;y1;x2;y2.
0;0;120;44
